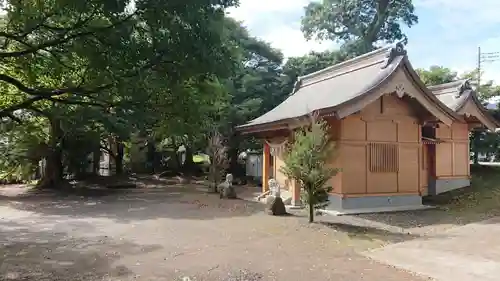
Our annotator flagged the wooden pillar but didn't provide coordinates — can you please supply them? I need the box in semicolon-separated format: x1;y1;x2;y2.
291;180;301;206
262;142;270;193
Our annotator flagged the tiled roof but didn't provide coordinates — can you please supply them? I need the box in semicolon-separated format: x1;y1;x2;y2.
238;43;407;129
238;42;461;131
428;80;473;111
429;80;499;129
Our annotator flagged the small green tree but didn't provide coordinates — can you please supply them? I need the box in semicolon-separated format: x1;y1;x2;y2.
280;115;339;223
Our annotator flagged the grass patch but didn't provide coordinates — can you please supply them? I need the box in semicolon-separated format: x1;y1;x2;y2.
426;165;500;220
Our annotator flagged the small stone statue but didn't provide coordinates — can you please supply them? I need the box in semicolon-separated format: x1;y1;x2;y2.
219;173;237;199
268;178;280;198
266;178;287;216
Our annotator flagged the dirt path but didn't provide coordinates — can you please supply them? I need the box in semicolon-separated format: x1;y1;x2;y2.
0;186;429;281
365;216;500;281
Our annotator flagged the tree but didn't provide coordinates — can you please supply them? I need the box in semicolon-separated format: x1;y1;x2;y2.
0;114;48;183
0;0;238;188
459;69;500;164
280;115;339;223
301;0;418;55
151;77;230;175
206;130;228;192
219;18;289;179
283;50;348;82
416;66;457;86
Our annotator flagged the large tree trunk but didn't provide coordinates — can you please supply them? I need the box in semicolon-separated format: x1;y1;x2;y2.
228;146;239;174
37;118;64;189
92;147;101;175
182;146;194;175
307;185;314;223
208;162;219;193
228;134;243;183
115;141;124;175
146;140;156;174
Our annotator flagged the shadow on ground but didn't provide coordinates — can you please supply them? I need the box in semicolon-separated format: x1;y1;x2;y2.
0;177;266;223
318;221;420;243
0;220;161;280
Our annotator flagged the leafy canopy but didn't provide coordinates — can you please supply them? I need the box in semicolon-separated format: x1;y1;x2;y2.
416;66;457;86
0;0;236;118
301;0;418;54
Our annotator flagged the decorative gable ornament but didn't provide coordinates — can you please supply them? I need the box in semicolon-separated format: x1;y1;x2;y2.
456;80;472;98
381;42;407;69
395;83;405;98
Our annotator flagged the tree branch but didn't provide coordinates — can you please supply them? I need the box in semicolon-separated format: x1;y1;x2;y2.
0;96;45;118
0;42;173;117
0;73;112;97
45;97;115;108
364;0;390;44
0;12;137;59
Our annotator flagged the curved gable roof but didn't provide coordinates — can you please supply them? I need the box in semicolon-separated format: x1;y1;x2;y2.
237;43;460;132
429;80;499;130
428;80;472;111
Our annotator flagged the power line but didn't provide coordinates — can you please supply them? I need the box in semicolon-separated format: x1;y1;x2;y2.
482;51;500;55
477;47;500;95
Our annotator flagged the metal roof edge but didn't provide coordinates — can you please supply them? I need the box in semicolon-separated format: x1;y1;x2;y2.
296;44;395;84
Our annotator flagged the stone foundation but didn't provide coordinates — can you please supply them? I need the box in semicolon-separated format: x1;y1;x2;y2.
321;194;432;216
427;178;470;196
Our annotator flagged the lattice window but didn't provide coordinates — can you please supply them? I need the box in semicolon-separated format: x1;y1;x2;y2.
369;143;399;173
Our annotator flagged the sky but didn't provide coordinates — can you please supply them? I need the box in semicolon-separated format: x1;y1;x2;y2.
226;0;500;84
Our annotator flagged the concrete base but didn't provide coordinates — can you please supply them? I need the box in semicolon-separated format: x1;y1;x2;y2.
428;178;470;196
286;204;304;210
319;204;435;216
321;193;432;215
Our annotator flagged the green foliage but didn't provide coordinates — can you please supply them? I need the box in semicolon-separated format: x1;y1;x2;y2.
300;184;333;210
416;66;457;86
0;0;241;184
210;18;290;176
301;0;418;54
280;115;339;223
283;50;348;80
0;115;49;182
457;69;500;163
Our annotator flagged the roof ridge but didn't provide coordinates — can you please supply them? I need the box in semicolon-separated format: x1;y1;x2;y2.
298;59;384;90
427;79;469;90
291;42;407;94
428;79;474;99
297;46;391;82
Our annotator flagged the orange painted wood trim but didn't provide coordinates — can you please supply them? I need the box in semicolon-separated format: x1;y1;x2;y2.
262;142;270;193
292;180;301;205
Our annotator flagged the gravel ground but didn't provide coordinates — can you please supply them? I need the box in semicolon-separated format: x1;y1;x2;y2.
0;184;429;281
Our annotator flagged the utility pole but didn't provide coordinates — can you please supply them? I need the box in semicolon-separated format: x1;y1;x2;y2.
474;47;500;164
477;46;481;95
478;48;500;92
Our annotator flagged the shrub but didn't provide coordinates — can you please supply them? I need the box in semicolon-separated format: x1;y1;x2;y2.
280;114;339;223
